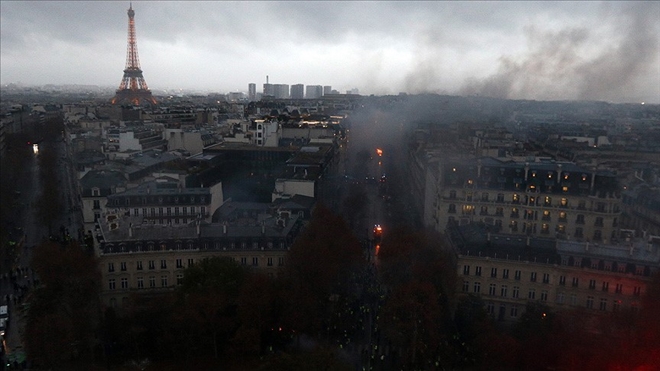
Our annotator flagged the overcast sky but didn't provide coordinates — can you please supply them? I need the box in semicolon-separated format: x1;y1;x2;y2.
1;1;658;103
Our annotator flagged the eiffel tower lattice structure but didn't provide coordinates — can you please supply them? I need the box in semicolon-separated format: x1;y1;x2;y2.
111;3;157;106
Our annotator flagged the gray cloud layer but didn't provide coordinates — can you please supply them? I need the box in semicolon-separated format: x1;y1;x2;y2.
1;1;658;103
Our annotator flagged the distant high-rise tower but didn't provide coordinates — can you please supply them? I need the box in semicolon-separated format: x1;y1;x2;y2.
291;84;304;99
248;83;257;101
111;4;156;106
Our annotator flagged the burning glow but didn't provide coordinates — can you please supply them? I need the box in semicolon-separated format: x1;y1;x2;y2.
376;148;383;157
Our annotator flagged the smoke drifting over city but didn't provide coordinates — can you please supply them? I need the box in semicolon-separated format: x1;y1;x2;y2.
1;1;658;103
457;3;659;103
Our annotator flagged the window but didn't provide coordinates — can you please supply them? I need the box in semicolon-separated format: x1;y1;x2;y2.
541;223;549;234
570;294;577;306
188;258;194;267
542;210;551;221
528;289;536;300
512;286;520;298
489;284;496;296
512;194;520;203
137;277;144;289
108;279;116;290
481;193;489;201
487;302;495;315
542;273;550;284
589;279;596;290
176;259;183;268
530;272;537;282
602;282;609;292
557;292;565;304
510;220;518;232
559;275;566;286
500;285;508;297
449;190;456;199
560;197;568;207
510;305;518;318
240;257;247;265
463;265;470;275
278;257;285;266
252;257;259;266
615;284;623;294
586;296;594;309
473;282;481;293
595;217;604;227
267;257;273;266
463;281;470;292
92;188;100;197
161;275;168;287
633;286;641;296
540;290;548;301
148;260;155;270
578;200;586;210
108;263;115;273
572;277;579;287
491;268;497;278
120;262;127;271
613;300;621;312
593;230;602;240
514;270;521;280
558;211;567;222
448;204;456;213
149;276;156;288
121;277;128;289
576;214;585;224
575;227;584;238
502;269;509;279
497;193;504;202
511;208;519;218
599;299;607;311
475;266;482;276
495;207;504;216
177;274;183;285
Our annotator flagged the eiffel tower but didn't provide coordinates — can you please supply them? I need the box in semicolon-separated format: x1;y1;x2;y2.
111;3;157;106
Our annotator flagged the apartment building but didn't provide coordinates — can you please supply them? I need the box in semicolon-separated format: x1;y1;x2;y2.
432;157;622;244
97;211;304;307
104;177;223;225
449;223;659;322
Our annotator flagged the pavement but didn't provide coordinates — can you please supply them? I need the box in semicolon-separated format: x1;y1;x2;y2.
1;135;83;369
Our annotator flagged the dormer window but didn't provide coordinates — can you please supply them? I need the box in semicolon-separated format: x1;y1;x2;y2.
92;188;100;197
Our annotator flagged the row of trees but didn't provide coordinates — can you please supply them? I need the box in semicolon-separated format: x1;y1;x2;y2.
24;203;660;370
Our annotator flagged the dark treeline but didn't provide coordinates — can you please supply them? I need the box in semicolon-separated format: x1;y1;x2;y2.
24;204;660;370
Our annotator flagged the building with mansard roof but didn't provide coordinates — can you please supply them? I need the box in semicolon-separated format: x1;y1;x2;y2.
448;222;659;322
430;156;622;244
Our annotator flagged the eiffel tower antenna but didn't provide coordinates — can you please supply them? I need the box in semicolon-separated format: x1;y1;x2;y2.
111;3;156;105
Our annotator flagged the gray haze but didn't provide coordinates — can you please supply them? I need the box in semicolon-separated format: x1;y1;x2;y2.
1;1;658;103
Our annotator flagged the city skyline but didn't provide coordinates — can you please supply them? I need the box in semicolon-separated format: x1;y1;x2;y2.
1;1;659;103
